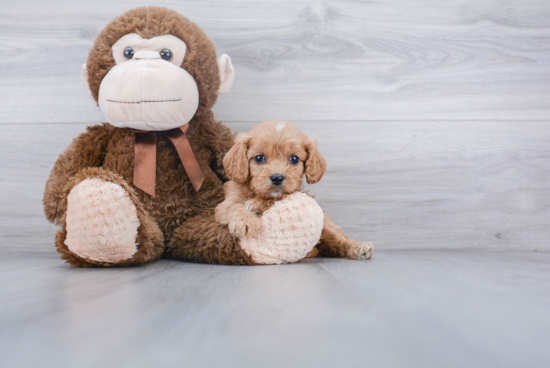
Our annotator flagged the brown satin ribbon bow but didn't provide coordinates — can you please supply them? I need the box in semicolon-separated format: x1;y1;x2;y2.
133;123;205;197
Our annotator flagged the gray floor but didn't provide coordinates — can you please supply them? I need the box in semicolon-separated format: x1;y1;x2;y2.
1;249;549;368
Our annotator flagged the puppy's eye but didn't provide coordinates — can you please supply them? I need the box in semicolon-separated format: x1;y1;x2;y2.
160;49;173;61
254;155;266;164
124;47;134;59
289;155;300;165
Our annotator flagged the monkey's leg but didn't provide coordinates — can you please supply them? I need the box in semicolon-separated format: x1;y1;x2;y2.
55;167;164;267
166;212;256;265
316;214;373;260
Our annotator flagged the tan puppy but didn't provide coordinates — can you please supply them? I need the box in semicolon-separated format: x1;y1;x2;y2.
215;120;373;260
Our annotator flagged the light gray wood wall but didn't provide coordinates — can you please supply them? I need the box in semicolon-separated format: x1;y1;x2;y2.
1;0;549;250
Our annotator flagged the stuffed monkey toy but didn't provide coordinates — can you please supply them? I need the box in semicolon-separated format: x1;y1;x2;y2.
43;6;372;266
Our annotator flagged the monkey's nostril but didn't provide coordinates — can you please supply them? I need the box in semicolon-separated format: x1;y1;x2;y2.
270;174;284;186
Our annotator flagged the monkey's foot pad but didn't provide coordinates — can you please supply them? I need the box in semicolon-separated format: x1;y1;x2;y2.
65;178;140;263
239;192;324;264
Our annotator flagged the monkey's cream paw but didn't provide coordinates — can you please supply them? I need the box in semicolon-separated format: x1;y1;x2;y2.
346;241;374;260
65;178;140;263
228;212;263;237
240;193;324;265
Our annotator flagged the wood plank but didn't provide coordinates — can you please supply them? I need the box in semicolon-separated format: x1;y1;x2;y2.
1;249;549;367
1;121;549;251
1;0;550;123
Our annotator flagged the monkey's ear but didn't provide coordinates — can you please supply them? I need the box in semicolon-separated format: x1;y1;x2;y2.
80;64;94;98
223;133;250;184
217;54;235;94
305;137;327;184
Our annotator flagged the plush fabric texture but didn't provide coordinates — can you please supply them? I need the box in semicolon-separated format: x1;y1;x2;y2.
44;112;242;266
53;167;165;268
98;33;200;131
65;178;140;262
166;211;256;265
43;7;253;267
98;53;200;131
217;54;234;94
239;193;324;264
85;6;222;116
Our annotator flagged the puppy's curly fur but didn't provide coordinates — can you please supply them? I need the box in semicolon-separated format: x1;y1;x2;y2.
215;120;373;260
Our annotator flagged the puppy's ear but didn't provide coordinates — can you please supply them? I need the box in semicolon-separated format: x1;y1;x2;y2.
223;133;250;184
305;137;327;184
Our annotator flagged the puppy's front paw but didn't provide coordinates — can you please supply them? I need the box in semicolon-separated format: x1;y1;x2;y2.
346;241;374;260
228;212;263;238
244;198;263;213
244;197;276;215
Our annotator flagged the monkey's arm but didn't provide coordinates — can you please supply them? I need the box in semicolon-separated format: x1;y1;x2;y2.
204;118;235;181
43;124;111;224
168;181;258;264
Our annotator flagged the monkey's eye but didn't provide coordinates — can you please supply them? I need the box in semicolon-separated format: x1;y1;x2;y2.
254;155;266;164
160;49;173;61
289;155;300;165
124;47;134;59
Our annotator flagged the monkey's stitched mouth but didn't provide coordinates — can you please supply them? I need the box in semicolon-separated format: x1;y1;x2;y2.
107;99;182;104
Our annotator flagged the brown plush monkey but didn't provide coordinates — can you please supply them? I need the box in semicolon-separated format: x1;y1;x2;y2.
43;6;247;267
43;6;372;267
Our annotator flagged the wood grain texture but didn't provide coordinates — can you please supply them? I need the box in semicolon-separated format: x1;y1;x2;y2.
1;0;550;123
1;249;549;368
2;121;549;251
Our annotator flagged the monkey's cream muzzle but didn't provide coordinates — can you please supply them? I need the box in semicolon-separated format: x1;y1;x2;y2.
97;50;199;131
81;33;234;132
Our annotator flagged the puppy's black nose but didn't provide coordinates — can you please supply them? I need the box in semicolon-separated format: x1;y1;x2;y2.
270;174;285;186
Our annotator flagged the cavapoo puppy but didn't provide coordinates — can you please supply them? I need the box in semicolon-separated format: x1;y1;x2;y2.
215;120;373;260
